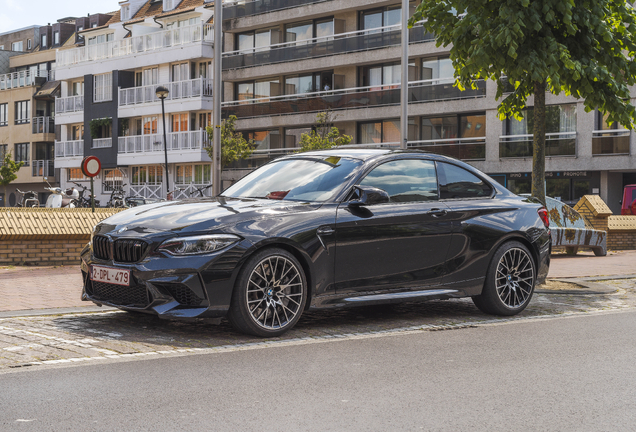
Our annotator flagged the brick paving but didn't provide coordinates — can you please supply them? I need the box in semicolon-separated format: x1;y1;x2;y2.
549;250;636;279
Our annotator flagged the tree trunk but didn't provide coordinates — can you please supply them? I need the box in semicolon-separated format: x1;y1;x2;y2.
532;81;547;206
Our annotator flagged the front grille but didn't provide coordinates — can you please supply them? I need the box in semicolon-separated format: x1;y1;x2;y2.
113;239;148;263
163;284;203;306
93;235;110;260
90;280;150;307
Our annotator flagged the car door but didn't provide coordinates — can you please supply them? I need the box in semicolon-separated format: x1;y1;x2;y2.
334;158;454;295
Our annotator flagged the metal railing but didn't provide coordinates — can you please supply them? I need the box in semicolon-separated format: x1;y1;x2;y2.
223;0;329;20
92;138;113;149
56;95;84;114
408;137;486;160
172;183;214;200
32;117;55;134
119;78;214;106
55;140;84;158
56;24;215;67
118;129;209;154
32;160;55;177
130;184;163;199
592;129;630;155
222;79;484;118
0;70;55;91
499;132;577;158
223;24;434;70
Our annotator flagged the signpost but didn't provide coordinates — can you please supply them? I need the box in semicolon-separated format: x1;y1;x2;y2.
81;156;101;213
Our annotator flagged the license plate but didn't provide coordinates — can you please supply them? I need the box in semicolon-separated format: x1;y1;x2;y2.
91;265;130;286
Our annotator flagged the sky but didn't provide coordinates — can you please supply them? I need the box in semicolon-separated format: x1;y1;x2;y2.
0;0;121;34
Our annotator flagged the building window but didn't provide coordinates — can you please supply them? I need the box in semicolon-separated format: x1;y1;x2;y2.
360;6;402;31
93;73;112;102
14;100;30;124
27;39;32;50
72;124;84;140
0;144;7;162
0;104;7;126
54;31;60;45
14;143;29;166
121;5;130;21
143;116;158;135
359;119;400;144
92;23;98;28
284;127;312;148
175;164;211;185
87;33;114;45
68;168;88;181
163;0;175;11
421;57;454;81
0;45;4;50
102;168;125;193
131;165;163;186
41;34;47;48
11;41;23;51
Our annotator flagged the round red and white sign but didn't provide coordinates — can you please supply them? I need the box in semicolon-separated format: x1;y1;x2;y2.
81;156;102;178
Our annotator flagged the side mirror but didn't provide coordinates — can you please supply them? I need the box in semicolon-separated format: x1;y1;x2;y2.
348;185;390;207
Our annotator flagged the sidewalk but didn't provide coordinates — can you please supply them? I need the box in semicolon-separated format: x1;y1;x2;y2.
1;250;635;314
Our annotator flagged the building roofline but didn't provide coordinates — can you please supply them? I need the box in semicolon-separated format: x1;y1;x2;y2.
0;25;41;37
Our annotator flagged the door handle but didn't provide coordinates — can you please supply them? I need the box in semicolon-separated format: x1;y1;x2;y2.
426;208;448;217
317;226;335;235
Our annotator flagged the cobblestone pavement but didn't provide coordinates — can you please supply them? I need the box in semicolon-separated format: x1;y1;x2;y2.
1;278;635;372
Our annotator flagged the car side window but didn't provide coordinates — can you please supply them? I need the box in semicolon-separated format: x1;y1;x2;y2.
360;159;439;203
437;162;492;199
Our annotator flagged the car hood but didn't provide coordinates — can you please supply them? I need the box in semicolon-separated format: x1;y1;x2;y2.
94;197;322;238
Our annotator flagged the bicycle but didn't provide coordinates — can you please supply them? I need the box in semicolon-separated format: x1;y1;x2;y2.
189;184;213;197
15;189;39;207
72;182;101;208
104;183;127;208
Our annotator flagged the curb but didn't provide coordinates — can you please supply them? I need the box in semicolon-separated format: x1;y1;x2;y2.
0;306;117;319
537;275;635;295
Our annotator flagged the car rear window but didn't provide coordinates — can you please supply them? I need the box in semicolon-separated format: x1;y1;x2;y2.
437;162;492;199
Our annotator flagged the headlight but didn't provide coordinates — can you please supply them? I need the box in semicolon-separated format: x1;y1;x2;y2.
158;234;240;256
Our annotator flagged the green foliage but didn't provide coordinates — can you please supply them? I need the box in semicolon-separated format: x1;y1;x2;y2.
90;118;112;139
298;112;352;152
0;152;25;205
205;115;255;169
409;0;636;125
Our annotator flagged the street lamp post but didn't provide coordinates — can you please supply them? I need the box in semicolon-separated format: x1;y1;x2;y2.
156;85;170;198
400;0;409;150
212;0;223;196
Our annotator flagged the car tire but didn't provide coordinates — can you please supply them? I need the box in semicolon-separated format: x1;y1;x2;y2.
472;241;536;316
228;248;307;337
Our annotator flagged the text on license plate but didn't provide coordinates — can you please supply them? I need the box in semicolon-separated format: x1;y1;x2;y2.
91;265;130;286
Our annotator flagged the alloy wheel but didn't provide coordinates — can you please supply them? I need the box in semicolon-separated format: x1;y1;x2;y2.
495;247;535;308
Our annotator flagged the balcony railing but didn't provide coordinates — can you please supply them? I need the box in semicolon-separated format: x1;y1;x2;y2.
55;140;84;158
56;95;84;114
92;138;113;149
0;70;55;91
223;0;328;20
222;79;484;118
56;24;215;67
32;160;55;177
592;129;630;155
32;117;55;134
408;137;486;160
223;24;434;70
499;132;577;158
118;130;209;154
119;78;213;106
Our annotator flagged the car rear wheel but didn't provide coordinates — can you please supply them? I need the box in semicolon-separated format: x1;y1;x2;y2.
228;248;307;337
472;241;535;316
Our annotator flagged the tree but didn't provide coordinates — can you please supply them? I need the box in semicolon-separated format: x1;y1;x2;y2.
0;151;25;207
409;0;636;204
205;115;255;169
298;111;352;152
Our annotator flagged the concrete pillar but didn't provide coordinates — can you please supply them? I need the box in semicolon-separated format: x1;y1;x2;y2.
577;101;593;158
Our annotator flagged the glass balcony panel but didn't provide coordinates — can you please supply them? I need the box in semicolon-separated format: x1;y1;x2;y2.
408;138;486;160
499;133;576;158
223;0;329;20
55;140;84;157
592;130;630;155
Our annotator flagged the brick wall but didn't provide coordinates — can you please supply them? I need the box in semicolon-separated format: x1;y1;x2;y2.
0;208;124;266
574;196;636;251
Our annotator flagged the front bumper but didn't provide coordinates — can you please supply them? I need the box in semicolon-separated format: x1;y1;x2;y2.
80;240;251;319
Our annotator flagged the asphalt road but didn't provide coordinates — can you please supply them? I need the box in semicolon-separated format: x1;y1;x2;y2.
1;309;635;431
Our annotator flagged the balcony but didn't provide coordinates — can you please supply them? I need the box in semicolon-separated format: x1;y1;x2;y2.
223;0;328;20
408;137;486;160
223;79;485;119
118;130;209;154
499;132;577;158
32;160;55;177
92;138;113;149
592;129;630;155
0;70;55;91
223;24;434;70
56;24;214;67
55;140;84;158
119;78;213;106
32;117;55;134
56;95;84;114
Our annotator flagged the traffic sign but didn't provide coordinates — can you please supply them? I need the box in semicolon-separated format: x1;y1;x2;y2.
81;156;101;178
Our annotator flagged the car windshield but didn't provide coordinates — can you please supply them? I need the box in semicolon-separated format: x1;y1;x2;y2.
222;156;363;202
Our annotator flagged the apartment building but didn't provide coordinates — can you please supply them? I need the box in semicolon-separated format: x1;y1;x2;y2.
54;0;215;203
50;0;636;213
0;25;60;207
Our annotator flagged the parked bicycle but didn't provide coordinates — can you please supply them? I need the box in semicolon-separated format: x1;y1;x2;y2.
72;182;101;208
189;184;213;197
15;189;40;207
104;183;127;208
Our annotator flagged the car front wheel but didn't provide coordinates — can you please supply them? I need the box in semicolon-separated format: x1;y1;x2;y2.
472;241;536;316
228;248;307;337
